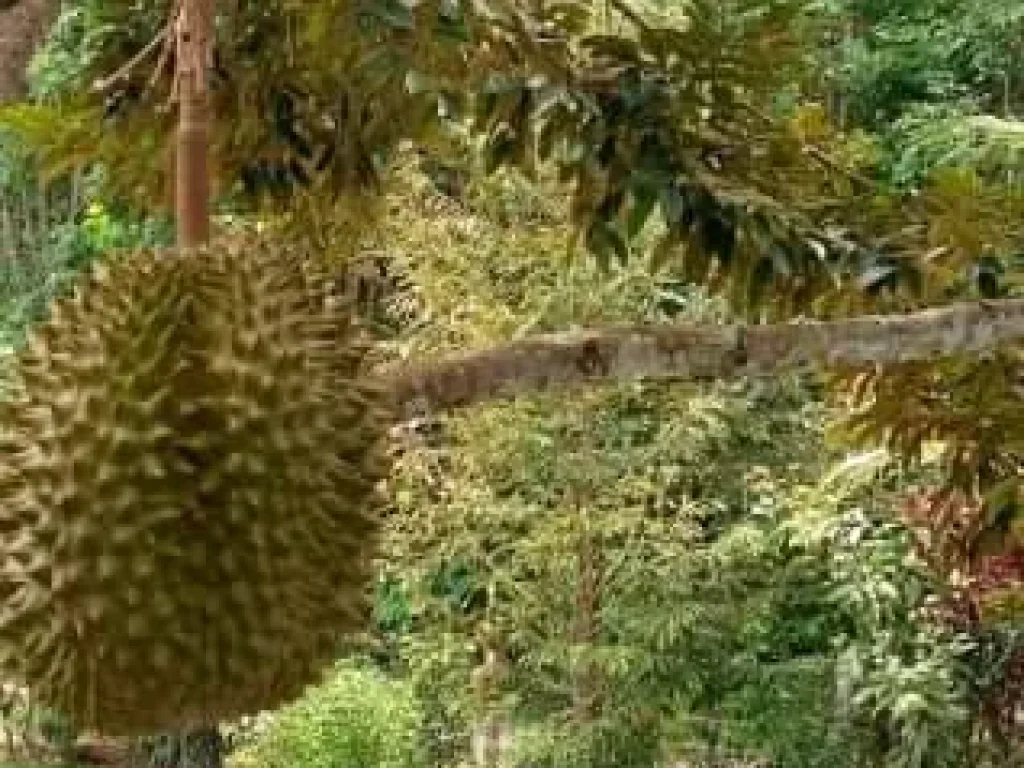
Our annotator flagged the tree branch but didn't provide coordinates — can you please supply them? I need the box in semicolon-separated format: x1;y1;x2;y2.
384;299;1024;416
91;22;170;94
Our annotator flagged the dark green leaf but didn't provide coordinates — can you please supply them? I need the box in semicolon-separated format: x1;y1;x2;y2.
626;185;658;239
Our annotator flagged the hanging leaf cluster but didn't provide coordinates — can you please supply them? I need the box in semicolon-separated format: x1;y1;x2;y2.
5;0;999;316
7;0;480;208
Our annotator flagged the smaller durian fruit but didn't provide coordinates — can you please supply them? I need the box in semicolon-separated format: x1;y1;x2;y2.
0;237;391;736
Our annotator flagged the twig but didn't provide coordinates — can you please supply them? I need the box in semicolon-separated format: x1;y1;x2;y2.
90;0;185;97
801;143;875;192
149;0;184;98
608;0;649;31
90;24;170;93
742;102;876;191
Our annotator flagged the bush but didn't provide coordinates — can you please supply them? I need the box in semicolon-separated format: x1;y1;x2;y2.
510;719;662;768
230;661;424;768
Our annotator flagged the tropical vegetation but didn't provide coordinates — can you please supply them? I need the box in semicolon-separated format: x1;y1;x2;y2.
0;0;1021;767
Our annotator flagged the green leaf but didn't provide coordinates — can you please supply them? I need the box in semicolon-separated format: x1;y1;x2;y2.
659;184;685;230
586;219;629;269
435;0;470;42
626;183;658;239
746;257;774;308
769;245;793;278
579;34;643;64
857;262;898;293
368;0;414;30
484;130;519;175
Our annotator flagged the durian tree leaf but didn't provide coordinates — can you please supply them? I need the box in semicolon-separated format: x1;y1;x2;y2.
364;0;415;30
21;0;1024;324
585;219;629;271
625;183;658;239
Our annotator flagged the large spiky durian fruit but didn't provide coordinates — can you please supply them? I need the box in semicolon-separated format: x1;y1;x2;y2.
0;236;391;736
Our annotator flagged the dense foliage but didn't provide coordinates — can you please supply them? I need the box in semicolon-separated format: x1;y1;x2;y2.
365;165;1018;767
228;661;424;768
0;0;1021;766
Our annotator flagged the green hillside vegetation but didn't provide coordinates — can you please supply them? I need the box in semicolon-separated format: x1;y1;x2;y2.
0;1;1020;767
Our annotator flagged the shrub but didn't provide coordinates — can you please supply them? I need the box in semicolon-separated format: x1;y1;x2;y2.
230;661;424;768
510;719;662;768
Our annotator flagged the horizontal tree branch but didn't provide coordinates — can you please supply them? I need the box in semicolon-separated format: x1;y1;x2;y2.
383;299;1024;416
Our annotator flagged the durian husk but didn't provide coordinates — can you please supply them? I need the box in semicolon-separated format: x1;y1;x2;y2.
0;236;391;735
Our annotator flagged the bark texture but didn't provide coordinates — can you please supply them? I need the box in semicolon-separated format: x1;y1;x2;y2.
386;299;1024;416
175;0;213;247
0;0;55;104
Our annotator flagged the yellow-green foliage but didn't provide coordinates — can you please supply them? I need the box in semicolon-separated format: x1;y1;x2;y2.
0;236;390;735
229;661;424;768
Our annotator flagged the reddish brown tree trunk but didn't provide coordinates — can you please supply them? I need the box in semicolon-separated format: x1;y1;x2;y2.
175;0;212;247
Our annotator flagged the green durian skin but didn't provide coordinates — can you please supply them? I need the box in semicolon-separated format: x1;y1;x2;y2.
0;237;391;736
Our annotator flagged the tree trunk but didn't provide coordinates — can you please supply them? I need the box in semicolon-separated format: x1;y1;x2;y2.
0;0;57;103
134;729;223;768
177;728;223;768
175;0;213;248
385;299;1024;416
470;649;510;768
